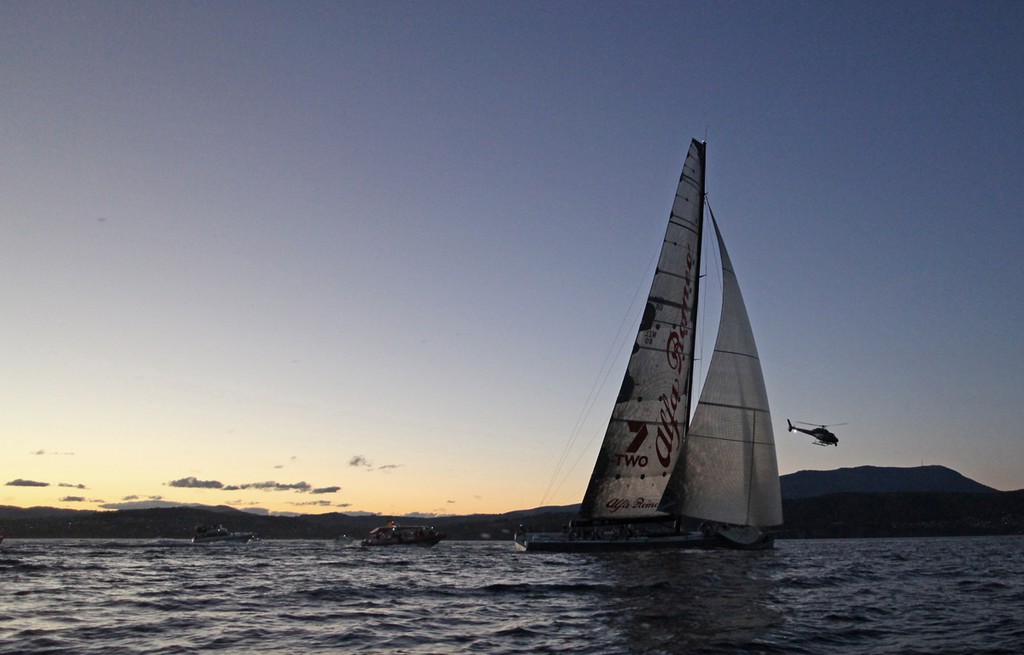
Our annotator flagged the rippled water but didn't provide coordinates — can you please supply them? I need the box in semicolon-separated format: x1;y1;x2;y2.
1;536;1022;654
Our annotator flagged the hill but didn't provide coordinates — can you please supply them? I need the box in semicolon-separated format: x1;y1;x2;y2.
780;465;996;499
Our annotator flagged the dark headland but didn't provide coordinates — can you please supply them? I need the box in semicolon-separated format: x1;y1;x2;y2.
2;466;1021;540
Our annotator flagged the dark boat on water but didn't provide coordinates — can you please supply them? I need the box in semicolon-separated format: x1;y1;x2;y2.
361;521;445;547
192;524;258;544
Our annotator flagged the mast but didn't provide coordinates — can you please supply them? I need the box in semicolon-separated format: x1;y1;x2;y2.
676;140;706;517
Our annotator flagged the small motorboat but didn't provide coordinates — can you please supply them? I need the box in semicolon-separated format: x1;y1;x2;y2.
361;521;444;547
191;524;257;544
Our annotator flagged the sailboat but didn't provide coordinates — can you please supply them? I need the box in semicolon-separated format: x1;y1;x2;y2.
515;140;782;552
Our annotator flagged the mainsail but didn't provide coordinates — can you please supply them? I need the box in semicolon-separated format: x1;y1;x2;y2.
579;140;705;521
660;216;783;527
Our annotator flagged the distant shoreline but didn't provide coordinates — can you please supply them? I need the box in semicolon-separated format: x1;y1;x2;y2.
3;489;1023;541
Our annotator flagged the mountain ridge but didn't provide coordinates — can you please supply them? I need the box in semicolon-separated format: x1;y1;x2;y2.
780;464;996;499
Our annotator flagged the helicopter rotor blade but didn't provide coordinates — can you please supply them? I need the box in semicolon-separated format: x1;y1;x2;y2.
795;421;848;428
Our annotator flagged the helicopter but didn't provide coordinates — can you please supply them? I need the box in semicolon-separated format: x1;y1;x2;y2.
787;420;842;447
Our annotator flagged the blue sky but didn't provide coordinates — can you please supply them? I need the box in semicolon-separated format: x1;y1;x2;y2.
2;1;1022;515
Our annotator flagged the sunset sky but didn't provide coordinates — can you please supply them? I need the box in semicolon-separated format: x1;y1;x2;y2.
3;2;1022;517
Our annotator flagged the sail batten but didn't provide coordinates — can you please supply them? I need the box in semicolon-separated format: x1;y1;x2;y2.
648;294;687;305
653;270;697;284
709;349;761;360
686;433;776;445
667;219;699;232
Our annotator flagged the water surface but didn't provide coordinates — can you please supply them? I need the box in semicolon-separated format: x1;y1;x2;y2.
2;536;1021;654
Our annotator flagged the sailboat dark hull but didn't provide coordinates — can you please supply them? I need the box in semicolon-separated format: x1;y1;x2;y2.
514;529;774;553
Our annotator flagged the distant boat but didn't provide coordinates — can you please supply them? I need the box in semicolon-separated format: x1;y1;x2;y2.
191;524;258;544
361;521;445;547
515;140;783;552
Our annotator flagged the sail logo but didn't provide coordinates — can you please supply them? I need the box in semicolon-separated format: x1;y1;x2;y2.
616;390;682;469
656;380;683;467
666;247;697;374
605;497;659;512
616;420;650;467
654;244;695;468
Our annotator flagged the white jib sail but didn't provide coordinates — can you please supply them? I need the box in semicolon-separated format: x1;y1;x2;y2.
677;217;783;527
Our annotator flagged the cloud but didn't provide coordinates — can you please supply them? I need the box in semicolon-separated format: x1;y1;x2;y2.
311;486;340;495
60;496;87;502
166;476;332;495
349;457;402;472
6;478;49;487
32;449;74;456
238;481;312;492
349;455;371;468
59;482;87;489
167;476;224;489
289;499;334;507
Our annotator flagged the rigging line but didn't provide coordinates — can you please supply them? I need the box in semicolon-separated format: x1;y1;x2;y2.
539;237;662;506
538;318;625;505
541;298;643;506
543;245;658;503
550;426;605;502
